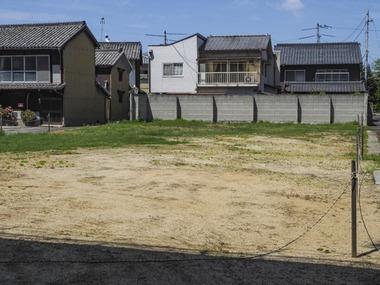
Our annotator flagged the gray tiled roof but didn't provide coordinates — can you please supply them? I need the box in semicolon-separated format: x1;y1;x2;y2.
99;42;142;60
95;50;123;67
284;81;366;93
275;43;362;65
203;35;270;51
0;82;66;90
0;21;96;49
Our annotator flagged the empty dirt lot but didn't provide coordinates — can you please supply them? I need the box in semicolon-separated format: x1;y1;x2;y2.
0;132;380;283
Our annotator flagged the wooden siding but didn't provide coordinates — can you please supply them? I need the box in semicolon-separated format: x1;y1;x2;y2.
62;30;105;126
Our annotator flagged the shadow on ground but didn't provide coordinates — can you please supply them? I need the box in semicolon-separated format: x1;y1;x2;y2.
0;237;379;285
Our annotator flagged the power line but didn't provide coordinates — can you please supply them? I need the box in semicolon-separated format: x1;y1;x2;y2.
145;31;188;45
301;23;334;43
342;16;366;42
353;24;366;42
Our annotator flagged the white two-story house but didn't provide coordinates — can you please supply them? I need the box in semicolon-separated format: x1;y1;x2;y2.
149;34;277;95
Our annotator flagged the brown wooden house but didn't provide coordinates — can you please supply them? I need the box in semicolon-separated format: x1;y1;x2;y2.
95;49;131;121
0;21;108;126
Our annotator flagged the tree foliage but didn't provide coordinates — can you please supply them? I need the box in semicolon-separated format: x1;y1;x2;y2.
369;59;380;110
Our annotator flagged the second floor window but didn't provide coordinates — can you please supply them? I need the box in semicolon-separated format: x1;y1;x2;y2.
285;70;305;82
163;63;183;77
118;69;124;82
0;55;50;83
315;69;349;82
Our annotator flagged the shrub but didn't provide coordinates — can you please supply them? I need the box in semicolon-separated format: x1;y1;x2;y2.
0;105;16;122
21;110;36;123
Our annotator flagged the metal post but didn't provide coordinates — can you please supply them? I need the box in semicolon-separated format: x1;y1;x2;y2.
0;116;2;133
48;112;51;133
351;160;358;258
361;113;365;157
130;92;133;121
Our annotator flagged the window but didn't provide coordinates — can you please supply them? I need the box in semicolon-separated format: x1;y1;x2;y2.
118;68;124;81
229;62;247;72
285;70;305;82
0;57;11;82
0;55;50;83
118;91;124;103
163;63;183;77
315;69;349;82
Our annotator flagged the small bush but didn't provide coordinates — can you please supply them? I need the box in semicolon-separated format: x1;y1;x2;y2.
21;110;36;123
1;105;13;119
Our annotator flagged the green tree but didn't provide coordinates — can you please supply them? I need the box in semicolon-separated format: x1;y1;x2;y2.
368;59;380;110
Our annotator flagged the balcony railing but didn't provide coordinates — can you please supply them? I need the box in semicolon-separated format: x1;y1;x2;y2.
198;72;259;86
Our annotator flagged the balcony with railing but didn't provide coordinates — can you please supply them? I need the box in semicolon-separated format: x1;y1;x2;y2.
198;71;259;87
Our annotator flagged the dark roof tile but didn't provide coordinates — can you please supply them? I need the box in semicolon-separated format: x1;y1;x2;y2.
95;50;123;67
99;42;142;60
275;42;362;65
0;21;96;49
285;81;366;93
204;35;270;51
0;82;66;90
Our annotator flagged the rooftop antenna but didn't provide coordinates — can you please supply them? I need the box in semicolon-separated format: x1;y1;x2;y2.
302;23;334;43
100;17;105;42
145;31;188;45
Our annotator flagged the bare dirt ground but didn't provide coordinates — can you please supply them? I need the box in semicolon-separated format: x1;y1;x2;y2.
0;134;380;284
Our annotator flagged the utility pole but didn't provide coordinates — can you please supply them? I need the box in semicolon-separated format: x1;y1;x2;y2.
301;23;333;43
317;23;321;43
100;17;105;42
145;31;187;46
365;10;373;84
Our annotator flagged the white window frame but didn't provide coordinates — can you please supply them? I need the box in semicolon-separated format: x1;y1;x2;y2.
315;69;350;82
284;70;306;82
163;63;184;77
0;55;51;83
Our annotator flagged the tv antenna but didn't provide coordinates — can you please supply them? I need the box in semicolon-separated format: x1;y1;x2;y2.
301;23;335;43
100;17;105;41
145;30;188;45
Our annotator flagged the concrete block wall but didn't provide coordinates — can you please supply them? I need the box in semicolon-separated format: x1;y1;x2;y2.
298;95;331;124
177;95;214;122
214;95;254;122
332;95;367;124
255;95;298;123
147;94;178;120
136;93;368;125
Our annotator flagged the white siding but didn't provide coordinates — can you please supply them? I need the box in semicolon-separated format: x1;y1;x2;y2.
149;35;203;94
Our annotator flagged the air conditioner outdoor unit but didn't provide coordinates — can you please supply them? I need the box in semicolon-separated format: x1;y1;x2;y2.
244;75;255;83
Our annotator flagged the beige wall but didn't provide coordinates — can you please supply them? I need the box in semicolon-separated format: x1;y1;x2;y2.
109;57;130;121
62;31;105;126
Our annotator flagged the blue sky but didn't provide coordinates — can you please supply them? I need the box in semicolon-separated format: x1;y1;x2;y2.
1;0;380;64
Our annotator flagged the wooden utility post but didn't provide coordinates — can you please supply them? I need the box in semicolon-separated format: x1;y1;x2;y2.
351;160;358;258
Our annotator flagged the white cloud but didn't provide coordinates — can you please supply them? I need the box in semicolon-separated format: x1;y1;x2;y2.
277;0;304;14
